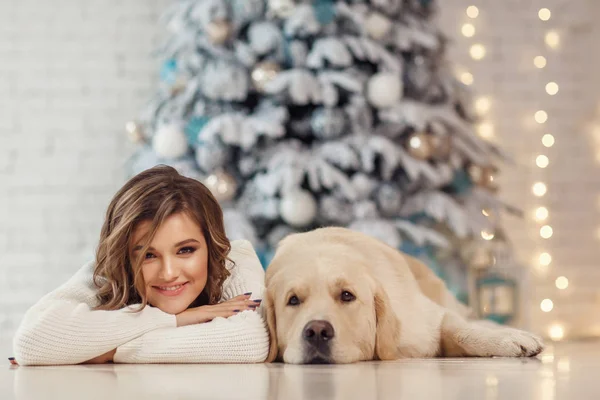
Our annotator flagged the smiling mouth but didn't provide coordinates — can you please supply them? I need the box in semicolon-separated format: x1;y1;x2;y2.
153;282;188;296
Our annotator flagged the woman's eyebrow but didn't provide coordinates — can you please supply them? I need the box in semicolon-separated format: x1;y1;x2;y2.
132;238;200;253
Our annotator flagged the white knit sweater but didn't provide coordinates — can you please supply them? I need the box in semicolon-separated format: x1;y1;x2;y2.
12;240;270;366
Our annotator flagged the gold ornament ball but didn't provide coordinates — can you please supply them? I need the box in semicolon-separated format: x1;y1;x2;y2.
406;132;433;160
251;61;281;92
469;164;499;192
204;170;238;202
483;165;499;192
428;134;452;160
205;19;232;45
125;121;145;144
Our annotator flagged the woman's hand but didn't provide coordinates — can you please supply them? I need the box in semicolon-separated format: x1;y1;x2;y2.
176;293;261;327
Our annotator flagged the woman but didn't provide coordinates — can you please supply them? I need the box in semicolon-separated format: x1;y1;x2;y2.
12;165;269;365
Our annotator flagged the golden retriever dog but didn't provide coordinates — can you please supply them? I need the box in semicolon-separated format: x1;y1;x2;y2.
262;227;544;364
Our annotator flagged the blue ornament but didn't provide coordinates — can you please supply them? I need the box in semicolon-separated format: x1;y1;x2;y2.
257;246;275;270
399;241;445;280
313;0;336;25
160;58;178;84
449;169;473;194
184;116;210;146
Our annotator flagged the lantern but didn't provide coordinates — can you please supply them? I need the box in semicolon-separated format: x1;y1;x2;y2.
476;272;517;324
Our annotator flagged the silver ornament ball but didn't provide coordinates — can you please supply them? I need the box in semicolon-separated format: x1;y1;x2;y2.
280;189;317;227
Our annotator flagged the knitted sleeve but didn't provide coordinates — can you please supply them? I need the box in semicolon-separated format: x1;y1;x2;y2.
12;261;176;366
112;240;270;363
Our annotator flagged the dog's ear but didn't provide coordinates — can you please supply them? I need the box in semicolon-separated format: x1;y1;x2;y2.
374;283;401;360
263;288;279;362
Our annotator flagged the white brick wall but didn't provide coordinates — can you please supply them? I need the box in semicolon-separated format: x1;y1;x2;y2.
0;0;171;357
437;0;600;340
1;0;599;359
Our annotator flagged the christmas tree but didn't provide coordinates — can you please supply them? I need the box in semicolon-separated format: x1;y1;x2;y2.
126;0;520;310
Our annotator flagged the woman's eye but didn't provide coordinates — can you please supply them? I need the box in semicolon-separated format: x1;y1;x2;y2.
144;253;155;259
178;246;196;254
341;291;356;302
287;295;300;306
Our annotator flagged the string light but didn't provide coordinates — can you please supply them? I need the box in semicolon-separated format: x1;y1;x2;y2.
534;56;547;68
462;23;475;37
533;182;547;197
470;44;486;60
460;72;474;85
475;97;491;114
536;155;550;168
540;225;554;239
481;230;495;241
535;110;548;123
540;299;554;312
535;207;549;221
549;324;564;341
466;6;479;18
555;276;569;290
477;122;494;138
542;134;555;147
539;252;552;266
545;30;560;48
538;8;552;21
545;82;559;95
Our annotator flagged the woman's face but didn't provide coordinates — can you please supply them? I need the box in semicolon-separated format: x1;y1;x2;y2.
130;212;209;314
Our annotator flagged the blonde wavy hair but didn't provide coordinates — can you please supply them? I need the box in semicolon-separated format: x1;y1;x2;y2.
93;165;232;311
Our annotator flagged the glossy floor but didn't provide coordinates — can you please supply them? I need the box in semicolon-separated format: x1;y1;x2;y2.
2;341;598;400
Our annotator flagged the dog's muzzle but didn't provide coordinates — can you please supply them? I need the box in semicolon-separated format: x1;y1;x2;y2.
302;320;335;364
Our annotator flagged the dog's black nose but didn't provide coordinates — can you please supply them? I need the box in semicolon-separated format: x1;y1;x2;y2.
303;320;335;344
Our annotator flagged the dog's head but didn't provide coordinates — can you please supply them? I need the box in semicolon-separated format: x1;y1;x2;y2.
263;229;400;364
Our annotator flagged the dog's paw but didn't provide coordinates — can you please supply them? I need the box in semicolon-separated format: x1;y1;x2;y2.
493;328;544;357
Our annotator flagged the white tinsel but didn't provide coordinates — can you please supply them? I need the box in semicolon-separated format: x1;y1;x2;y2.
199;107;288;150
400;191;469;238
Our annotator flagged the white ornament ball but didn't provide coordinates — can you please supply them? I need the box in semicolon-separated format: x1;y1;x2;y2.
367;72;403;108
152;124;188;159
204;170;238;202
280;190;317;227
365;12;392;40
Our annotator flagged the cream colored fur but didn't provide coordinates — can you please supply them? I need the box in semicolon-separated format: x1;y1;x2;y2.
263;227;543;364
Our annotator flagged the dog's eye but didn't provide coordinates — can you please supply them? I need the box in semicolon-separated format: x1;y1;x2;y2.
287;295;300;306
341;291;356;302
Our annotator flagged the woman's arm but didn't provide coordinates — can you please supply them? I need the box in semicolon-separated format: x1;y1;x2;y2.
113;309;269;363
12;260;176;366
112;239;270;364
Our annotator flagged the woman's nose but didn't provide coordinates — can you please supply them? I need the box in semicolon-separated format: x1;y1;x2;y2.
158;258;179;281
